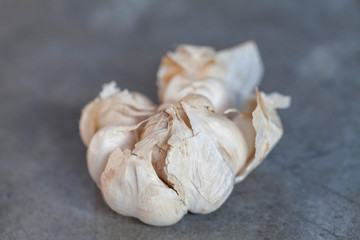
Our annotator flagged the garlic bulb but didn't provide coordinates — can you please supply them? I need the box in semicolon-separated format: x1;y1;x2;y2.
157;41;264;112
79;81;156;146
79;41;290;226
100;95;248;225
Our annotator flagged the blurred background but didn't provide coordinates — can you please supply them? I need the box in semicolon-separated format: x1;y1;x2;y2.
1;0;359;239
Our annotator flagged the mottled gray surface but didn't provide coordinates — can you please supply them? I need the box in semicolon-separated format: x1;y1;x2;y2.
1;0;359;239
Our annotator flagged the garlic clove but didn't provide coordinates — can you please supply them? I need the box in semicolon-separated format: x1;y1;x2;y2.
157;45;228;113
167;45;215;74
87;125;138;188
235;90;291;183
79;81;156;146
161;76;231;113
232;112;256;160
180;95;249;174
101;142;187;226
165;129;235;213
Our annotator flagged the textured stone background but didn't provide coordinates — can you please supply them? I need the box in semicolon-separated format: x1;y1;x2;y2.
1;0;359;239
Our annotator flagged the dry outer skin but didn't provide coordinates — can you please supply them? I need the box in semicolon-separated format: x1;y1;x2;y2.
234;89;290;183
79;42;291;226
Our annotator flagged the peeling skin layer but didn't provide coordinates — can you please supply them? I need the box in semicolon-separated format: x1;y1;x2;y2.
234;90;291;183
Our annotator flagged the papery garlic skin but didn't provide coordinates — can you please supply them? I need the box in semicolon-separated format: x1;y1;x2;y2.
216;42;264;105
234;90;291;183
157;41;263;112
79;81;156;146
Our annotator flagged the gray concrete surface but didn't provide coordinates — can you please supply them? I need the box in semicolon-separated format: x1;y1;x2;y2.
1;0;359;239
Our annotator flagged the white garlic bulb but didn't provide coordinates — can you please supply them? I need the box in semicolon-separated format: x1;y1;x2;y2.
99;95;248;225
79;42;290;226
157;41;264;112
79;81;156;146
